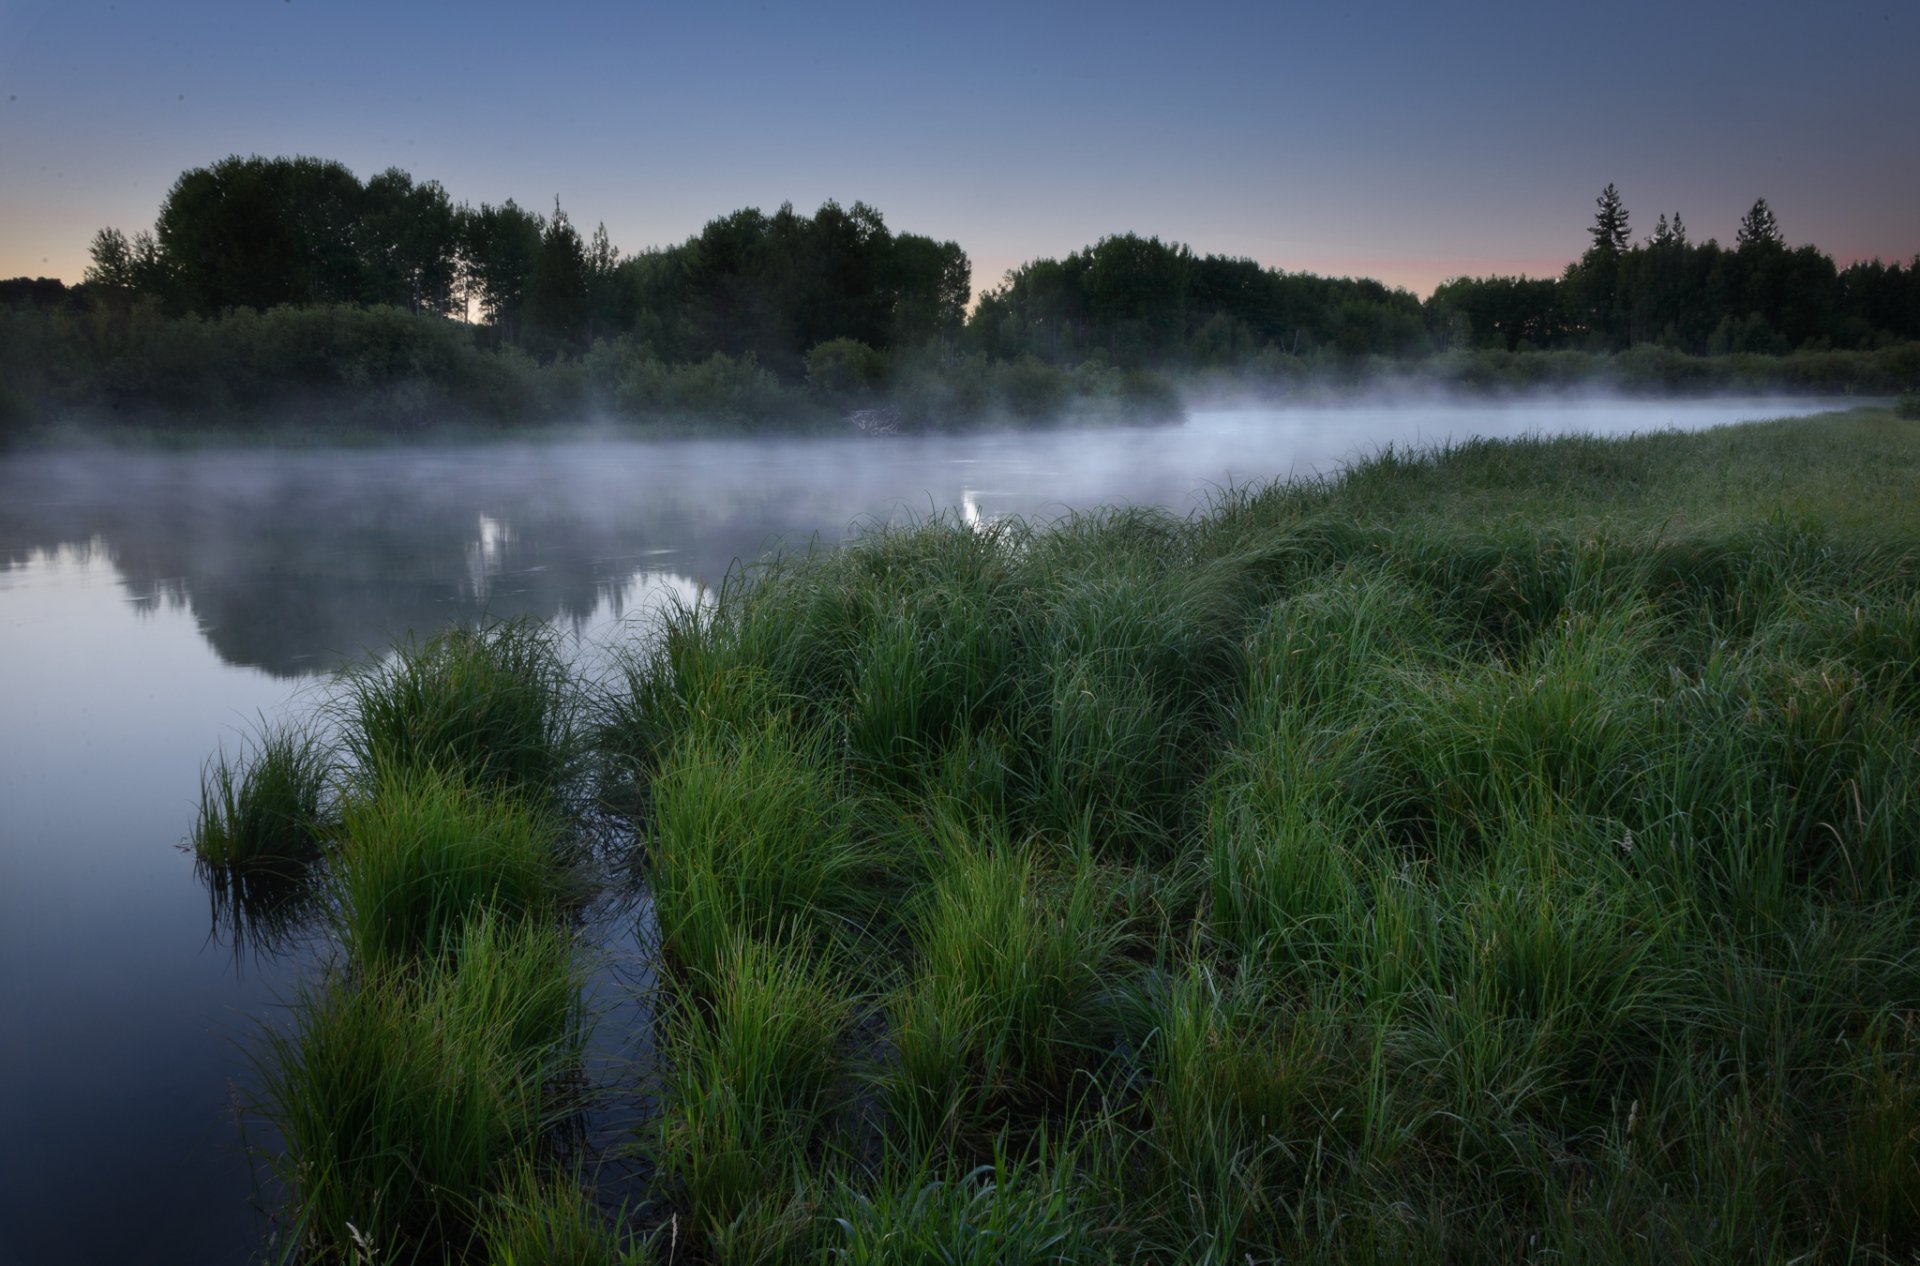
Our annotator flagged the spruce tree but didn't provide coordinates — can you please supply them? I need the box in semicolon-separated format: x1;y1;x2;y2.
1670;212;1689;246
1650;213;1672;247
1736;198;1781;248
1590;183;1631;253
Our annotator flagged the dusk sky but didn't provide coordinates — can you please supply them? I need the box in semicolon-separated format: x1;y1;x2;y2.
2;0;1916;299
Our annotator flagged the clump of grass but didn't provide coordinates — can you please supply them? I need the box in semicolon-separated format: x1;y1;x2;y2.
829;1152;1098;1266
340;618;578;799
1131;966;1342;1258
190;721;333;872
886;833;1116;1153
256;914;584;1263
477;1160;651;1266
655;933;850;1255
333;766;573;970
645;718;877;980
1897;390;1920;420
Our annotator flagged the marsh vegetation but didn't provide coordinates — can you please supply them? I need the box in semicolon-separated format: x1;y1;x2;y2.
209;408;1920;1263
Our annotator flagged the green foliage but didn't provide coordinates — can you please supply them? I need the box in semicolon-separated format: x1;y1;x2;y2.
1898;390;1920;419
886;837;1116;1150
338;618;577;800
477;1162;650;1266
829;1155;1097;1266
256;914;584;1264
804;336;888;400
656;934;849;1253
332;766;572;970
584;409;1920;1261
646;718;876;981
190;721;333;873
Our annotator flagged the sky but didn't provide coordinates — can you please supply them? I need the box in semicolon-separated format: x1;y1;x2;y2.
2;0;1916;299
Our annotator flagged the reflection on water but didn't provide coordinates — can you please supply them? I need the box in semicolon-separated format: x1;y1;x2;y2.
0;398;1863;1265
200;850;327;966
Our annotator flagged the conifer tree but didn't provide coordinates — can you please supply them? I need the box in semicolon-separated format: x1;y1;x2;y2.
1737;198;1782;248
1590;183;1631;253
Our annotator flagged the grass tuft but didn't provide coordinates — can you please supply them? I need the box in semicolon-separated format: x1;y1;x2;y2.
339;618;577;799
256;913;584;1263
332;766;574;970
190;721;333;873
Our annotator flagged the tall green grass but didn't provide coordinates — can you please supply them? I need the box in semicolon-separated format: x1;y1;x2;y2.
655;934;850;1257
255;914;584;1263
339;619;578;799
332;766;574;970
211;408;1920;1258
885;832;1118;1156
190;721;333;872
590;409;1920;1262
644;718;881;982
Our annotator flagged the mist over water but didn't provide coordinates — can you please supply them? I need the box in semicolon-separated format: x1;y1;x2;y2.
0;397;1860;1264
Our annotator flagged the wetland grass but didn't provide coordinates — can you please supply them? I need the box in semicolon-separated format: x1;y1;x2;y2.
190;721;333;873
332;766;577;970
604;409;1920;1262
340;618;578;800
256;914;585;1264
655;934;851;1256
236;409;1920;1262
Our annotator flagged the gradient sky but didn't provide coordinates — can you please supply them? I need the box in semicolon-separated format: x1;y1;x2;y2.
3;0;1916;299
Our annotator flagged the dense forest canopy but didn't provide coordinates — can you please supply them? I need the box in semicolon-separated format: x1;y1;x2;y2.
5;156;1916;388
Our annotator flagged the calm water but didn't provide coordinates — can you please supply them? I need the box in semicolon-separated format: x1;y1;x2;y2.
0;398;1859;1264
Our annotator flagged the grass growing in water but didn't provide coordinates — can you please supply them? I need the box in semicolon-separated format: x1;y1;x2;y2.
190;721;332;873
339;618;578;800
236;408;1920;1263
598;408;1920;1262
255;914;584;1264
332;766;575;970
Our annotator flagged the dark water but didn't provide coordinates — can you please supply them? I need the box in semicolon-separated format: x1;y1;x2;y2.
0;399;1859;1264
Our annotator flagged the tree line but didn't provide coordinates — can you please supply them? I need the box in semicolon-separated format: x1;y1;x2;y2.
9;156;1915;379
1432;184;1920;356
75;155;970;377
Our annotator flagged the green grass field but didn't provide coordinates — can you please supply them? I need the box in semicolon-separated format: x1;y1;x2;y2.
246;407;1920;1263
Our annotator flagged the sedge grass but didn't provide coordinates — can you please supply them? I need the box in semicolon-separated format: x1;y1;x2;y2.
884;831;1118;1156
645;717;879;981
332;765;574;970
255;914;584;1264
655;933;850;1254
190;721;333;873
476;1160;650;1266
339;618;578;800
238;409;1920;1262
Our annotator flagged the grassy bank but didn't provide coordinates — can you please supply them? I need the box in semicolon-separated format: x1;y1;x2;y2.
602;406;1920;1263
220;408;1920;1262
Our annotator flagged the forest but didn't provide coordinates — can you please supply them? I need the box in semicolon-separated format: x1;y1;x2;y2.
3;160;1918;435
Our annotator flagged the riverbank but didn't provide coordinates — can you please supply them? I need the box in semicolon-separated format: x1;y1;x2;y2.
209;407;1920;1261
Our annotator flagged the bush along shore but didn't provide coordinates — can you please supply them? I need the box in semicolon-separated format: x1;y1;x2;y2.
205;407;1920;1263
